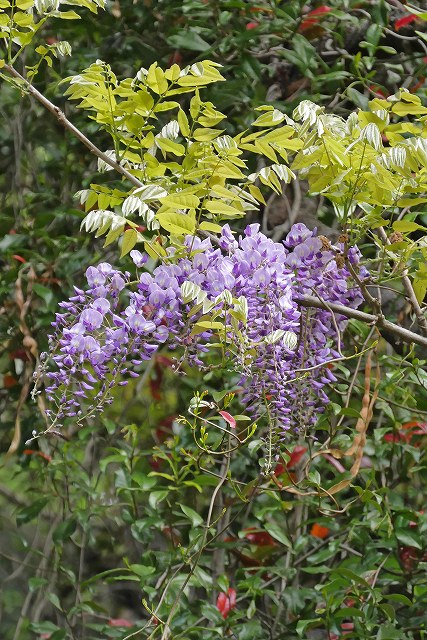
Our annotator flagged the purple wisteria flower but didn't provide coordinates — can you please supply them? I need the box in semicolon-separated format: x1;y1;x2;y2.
38;223;365;435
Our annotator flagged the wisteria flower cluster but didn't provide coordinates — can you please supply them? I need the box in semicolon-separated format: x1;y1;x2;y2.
37;223;365;433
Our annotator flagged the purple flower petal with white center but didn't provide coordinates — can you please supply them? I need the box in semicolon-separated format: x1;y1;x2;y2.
86;266;106;287
81;308;103;331
91;298;110;315
128;314;156;335
130;250;148;268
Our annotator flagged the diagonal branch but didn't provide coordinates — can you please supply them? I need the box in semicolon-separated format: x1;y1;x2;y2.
295;295;427;349
2;64;144;189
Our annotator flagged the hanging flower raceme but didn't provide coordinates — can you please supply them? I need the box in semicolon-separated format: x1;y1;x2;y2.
36;224;365;433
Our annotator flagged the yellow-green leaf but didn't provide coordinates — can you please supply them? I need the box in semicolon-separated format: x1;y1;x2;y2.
210;184;240;201
413;278;427;305
178;109;190;137
396;198;427;207
252;109;284;127
199;221;223;233
193;127;223;142
13;11;33;26
157;212;196;236
205;200;244;217
391;102;427;116
161;193;200;209
154;101;180;112
55;10;81;19
156;137;185;157
104;226;123;248
120;228;138;258
248;184;266;205
191;320;225;336
393;220;426;233
144;240;167;259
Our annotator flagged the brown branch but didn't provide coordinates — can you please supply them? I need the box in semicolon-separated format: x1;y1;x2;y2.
377;227;427;336
295;295;427;348
2;64;144;189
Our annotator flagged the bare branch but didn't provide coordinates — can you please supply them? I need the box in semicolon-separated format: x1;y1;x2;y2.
3;64;144;189
295;295;427;349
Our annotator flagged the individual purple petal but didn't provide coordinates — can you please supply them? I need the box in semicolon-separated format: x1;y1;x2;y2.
130;250;148;267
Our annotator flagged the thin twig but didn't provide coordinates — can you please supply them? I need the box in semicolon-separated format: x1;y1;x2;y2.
377;227;427;336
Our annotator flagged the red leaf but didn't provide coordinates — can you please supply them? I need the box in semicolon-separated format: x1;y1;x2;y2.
108;618;134;628
168;50;183;67
395;14;417;31
368;84;387;98
219;410;236;429
9;350;30;361
23;449;52;462
246;21;259;30
401;421;427;434
310;523;330;539
216;588;236;619
398;545;420;572
12;254;26;263
299;5;331;31
3;374;18;389
307;5;332;16
244;528;276;546
286;445;307;469
155;415;176;443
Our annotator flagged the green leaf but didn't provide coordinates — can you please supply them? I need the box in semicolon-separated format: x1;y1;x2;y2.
178;109;190;137
179;504;204;527
191;320;225;336
376;623;405;639
53;518;77;543
161;193;200;209
47;593;63;611
384;593;412;606
296;618;322;636
157;212;195;235
54;10;81;19
334;607;365;619
193;127;223;142
120;228;138;257
148;490;169;509
264;523;292;548
199;221;223;233
396;530;422;550
129;564;156;578
16;498;49;525
156;137;185;157
393;220;426;233
167;31;211;53
205;200;243;218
